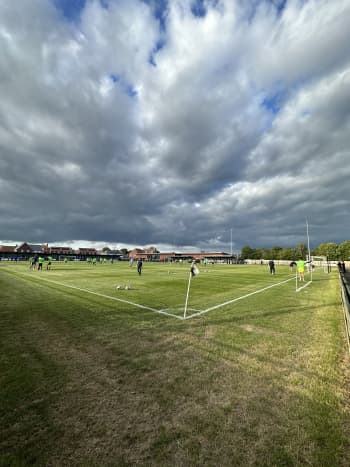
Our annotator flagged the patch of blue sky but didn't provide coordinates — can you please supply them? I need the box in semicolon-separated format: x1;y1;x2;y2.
141;1;168;66
191;0;207;17
191;0;220;18
52;0;86;21
53;0;108;22
109;73;138;98
126;85;138;98
243;0;288;24
110;73;119;83
141;0;168;31
258;89;284;130
261;94;282;114
260;82;288;115
269;0;287;15
149;37;166;66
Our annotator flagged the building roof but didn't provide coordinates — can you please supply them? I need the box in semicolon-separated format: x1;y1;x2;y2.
15;243;45;253
109;250;123;255
0;245;16;252
28;244;45;252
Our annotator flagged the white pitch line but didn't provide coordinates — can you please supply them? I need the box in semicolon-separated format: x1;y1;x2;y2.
4;268;307;321
185;276;295;319
296;280;312;292
11;271;184;320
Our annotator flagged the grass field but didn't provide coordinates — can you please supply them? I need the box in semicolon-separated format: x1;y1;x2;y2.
1;261;350;466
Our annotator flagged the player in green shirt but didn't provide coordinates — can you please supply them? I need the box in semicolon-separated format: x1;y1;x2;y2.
297;259;305;282
38;256;45;271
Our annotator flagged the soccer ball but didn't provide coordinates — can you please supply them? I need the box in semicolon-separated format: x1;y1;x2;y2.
116;284;122;290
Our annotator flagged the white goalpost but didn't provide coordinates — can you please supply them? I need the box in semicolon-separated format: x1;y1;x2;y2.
296;219;313;292
310;255;328;271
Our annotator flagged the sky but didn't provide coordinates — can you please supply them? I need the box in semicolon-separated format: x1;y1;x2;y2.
1;0;350;253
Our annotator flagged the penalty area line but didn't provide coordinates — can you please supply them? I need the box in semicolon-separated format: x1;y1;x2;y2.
185;276;295;320
10;271;184;320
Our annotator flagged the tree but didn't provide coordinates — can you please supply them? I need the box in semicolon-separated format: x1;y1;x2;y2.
280;247;297;261
254;248;265;259
241;245;255;259
336;241;350;260
295;243;308;259
314;242;338;260
261;248;272;260
271;246;282;260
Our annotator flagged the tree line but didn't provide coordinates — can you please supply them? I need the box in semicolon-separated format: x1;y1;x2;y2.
240;241;350;261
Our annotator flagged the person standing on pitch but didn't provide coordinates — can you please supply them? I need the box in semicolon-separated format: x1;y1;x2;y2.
38;256;44;271
297;259;306;282
190;260;199;277
341;261;346;273
268;260;275;274
137;258;143;275
46;256;53;270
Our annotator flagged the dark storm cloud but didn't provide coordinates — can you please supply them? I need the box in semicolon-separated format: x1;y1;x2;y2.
1;0;350;251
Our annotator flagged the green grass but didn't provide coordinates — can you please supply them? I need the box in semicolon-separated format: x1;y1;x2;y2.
1;261;350;466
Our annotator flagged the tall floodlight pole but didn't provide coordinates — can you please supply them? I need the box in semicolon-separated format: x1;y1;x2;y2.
306;218;313;281
306;219;310;260
230;228;232;257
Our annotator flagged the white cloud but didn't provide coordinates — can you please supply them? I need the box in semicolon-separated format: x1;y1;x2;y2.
0;0;350;249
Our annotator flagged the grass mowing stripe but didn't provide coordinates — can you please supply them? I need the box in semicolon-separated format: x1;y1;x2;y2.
5;269;184;320
187;276;296;319
2;265;309;320
6;267;296;321
1;263;350;466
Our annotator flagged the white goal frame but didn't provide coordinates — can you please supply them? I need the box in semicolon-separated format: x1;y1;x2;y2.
310;255;330;273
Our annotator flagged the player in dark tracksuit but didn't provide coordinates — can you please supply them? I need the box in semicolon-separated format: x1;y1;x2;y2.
137;259;143;275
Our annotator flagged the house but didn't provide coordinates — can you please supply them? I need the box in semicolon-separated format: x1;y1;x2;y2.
48;246;74;256
0;245;16;253
128;248;148;260
128;249;234;263
157;252;233;262
15;243;46;254
0;245;17;259
76;248;97;257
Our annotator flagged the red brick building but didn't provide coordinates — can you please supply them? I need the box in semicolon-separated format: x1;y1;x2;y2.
128;249;234;263
1;241;234;263
15;243;46;254
49;246;74;255
0;245;16;253
76;248;97;256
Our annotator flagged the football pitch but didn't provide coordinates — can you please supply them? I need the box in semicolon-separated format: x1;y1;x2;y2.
0;261;310;319
1;261;350;466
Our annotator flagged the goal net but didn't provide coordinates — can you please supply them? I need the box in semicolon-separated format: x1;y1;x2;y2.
310;255;330;273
